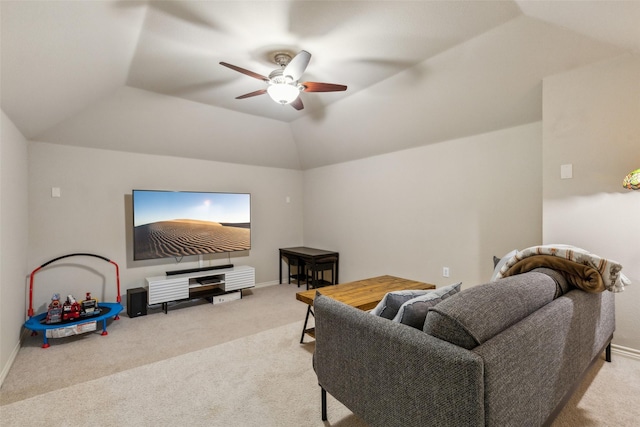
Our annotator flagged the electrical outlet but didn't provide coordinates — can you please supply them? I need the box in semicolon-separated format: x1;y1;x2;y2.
443;267;450;278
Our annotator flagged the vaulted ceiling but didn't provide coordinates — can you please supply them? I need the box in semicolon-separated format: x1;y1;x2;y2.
2;1;638;170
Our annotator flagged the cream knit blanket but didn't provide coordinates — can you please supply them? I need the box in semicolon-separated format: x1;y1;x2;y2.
496;245;630;292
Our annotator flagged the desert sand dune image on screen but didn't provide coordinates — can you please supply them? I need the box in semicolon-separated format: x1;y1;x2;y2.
134;219;250;260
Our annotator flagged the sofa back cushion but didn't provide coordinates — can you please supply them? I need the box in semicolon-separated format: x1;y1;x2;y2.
423;272;557;349
530;267;572;297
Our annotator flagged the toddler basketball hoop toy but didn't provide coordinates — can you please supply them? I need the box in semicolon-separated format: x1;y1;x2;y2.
23;253;123;348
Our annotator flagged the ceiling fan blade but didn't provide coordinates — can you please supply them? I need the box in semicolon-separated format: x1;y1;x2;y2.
220;62;269;81
235;89;267;99
302;82;348;92
290;97;304;111
283;50;311;81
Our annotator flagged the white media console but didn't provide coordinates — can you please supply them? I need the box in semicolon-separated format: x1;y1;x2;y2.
146;265;255;313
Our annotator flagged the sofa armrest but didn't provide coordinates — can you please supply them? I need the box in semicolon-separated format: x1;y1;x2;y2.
314;294;485;427
473;289;615;427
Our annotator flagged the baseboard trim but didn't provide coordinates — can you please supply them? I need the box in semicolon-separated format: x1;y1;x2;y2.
611;344;640;361
0;342;19;387
255;280;280;288
0;328;30;387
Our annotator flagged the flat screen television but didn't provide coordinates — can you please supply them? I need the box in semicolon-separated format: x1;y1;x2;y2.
132;190;251;261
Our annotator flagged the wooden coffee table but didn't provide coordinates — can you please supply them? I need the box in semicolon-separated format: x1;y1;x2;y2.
296;275;435;343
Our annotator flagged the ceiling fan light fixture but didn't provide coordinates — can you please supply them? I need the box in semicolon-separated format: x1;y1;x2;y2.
220;49;346;110
267;83;301;105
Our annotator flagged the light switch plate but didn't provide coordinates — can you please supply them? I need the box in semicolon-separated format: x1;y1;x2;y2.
561;164;573;179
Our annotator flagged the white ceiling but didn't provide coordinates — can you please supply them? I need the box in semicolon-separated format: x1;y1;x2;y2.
2;1;638;170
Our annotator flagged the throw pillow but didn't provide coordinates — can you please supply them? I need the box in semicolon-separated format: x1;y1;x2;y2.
392;282;462;329
490;249;518;281
370;289;431;320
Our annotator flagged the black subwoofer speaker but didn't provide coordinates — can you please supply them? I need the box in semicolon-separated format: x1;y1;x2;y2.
127;287;147;318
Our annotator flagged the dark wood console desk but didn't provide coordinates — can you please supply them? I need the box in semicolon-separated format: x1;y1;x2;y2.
279;246;339;287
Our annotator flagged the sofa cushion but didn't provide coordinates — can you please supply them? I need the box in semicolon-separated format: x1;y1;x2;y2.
370;289;431;319
392;282;462;329
530;267;571;297
423;272;557;349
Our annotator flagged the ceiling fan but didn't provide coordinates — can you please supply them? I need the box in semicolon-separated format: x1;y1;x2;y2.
219;50;347;110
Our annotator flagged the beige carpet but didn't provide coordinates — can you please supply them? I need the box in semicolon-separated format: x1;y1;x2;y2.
1;284;639;426
1;283;306;404
1;321;365;426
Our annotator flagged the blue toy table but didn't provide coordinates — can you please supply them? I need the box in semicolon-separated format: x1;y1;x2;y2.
24;302;123;348
23;253;123;348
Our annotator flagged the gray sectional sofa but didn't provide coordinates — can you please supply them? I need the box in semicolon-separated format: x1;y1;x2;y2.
313;270;615;426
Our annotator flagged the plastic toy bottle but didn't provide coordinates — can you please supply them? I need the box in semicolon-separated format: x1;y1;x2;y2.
45;293;62;324
81;292;99;316
62;294;81;321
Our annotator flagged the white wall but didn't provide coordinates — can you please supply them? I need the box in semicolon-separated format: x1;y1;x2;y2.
0;111;29;384
27;143;304;311
302;122;543;288
543;54;640;351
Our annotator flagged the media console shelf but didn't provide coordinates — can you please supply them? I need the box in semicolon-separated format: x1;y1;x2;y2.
146;265;255;313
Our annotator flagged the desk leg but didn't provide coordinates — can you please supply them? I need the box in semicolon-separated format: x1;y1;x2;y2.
311;260;317;289
300;305;314;344
279;252;283;284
